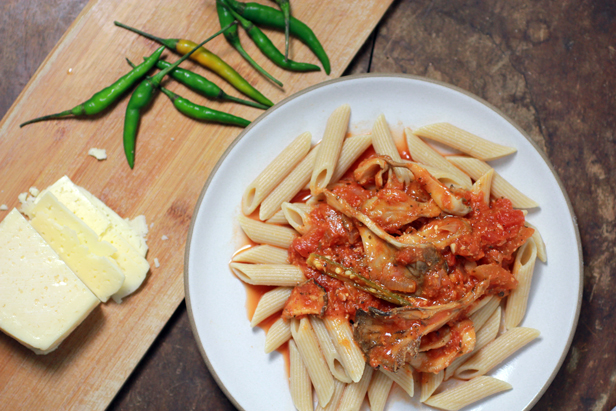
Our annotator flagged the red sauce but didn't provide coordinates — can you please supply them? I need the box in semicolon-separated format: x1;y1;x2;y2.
237;145;534;375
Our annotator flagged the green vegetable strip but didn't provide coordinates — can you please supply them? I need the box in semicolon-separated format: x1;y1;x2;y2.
306;253;413;306
217;1;283;87
20;46;166;127
226;0;330;74
159;87;250;128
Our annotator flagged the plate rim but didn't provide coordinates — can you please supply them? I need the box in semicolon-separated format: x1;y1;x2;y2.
184;72;583;411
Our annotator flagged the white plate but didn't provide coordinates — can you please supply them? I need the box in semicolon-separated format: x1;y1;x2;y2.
185;74;582;411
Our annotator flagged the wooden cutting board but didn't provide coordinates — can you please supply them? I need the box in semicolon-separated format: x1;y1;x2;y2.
0;0;392;409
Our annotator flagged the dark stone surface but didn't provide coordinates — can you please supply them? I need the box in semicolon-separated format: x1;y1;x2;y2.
2;0;615;410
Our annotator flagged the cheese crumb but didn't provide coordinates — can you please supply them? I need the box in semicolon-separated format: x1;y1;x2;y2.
18;192;28;204
88;148;107;160
161;235;168;241
29;187;40;197
0;204;7;211
154;258;160;268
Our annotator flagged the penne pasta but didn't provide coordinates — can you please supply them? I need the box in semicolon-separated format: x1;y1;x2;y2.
237;214;298;249
472;168;495;205
467;295;494;316
232;244;289;264
329;135;373;184
323;317;366;383
242;131;312;215
405;128;472;188
282;202;312;235
289;339;314;411
310;316;352;383
445;307;501;380
447;156;539;208
381;367;414;398
372;114;411;183
469;296;501;332
367;370;394;411
291;318;335;407
265;209;289;225
424;376;512;410
505;238;538;329
250;287;292;327
454;327;540;380
310;104;351;195
337;365;373;411
260;146;318;220
525;221;547;263
316;380;346;411
414;122;517;161
230;263;305;286
264;317;291;353
420;370;444;402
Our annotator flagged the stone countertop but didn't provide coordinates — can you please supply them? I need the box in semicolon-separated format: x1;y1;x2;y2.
1;0;614;410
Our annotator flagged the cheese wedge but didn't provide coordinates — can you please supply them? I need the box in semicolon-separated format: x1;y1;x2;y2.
30;176;150;302
28;192;125;302
0;209;99;354
78;186;148;257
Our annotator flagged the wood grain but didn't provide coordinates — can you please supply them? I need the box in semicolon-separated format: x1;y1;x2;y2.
0;0;393;410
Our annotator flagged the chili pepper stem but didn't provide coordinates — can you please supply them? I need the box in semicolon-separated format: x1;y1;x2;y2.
274;0;291;61
232;39;283;87
221;93;269;109
114;21;178;50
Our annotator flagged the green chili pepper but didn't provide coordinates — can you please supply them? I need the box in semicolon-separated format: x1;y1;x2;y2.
216;1;283;87
225;0;330;74
123;23;234;168
306;253;414;306
153;60;269;110
114;21;274;107
19;46;166;127
220;0;320;72
272;0;290;61
159;87;250;128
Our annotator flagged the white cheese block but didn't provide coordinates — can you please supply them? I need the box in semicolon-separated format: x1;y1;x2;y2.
29;192;125;302
0;209;99;354
40;176;150;302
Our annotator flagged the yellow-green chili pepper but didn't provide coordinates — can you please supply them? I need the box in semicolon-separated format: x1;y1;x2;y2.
114;21;274;107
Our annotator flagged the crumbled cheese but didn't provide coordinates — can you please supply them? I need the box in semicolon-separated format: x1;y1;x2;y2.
128;215;148;239
154;258;160;268
0;204;7;211
161;235;168;241
88;148;107;160
29;187;40;197
18;192;28;203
